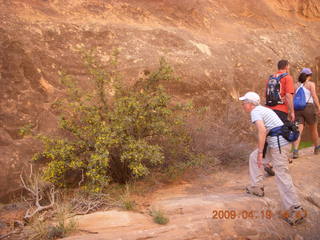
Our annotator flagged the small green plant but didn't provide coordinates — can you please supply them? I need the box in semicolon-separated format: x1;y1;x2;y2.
32;49;196;192
122;199;136;211
19;123;35;137
150;208;169;225
120;184;136;211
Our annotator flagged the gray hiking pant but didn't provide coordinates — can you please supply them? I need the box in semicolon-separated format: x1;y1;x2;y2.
249;145;301;210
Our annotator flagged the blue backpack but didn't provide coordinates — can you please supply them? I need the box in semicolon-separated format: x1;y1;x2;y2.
294;85;306;110
267;122;300;153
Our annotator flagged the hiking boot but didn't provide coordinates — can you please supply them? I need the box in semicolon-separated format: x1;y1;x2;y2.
283;206;306;226
264;166;275;176
246;185;264;197
314;145;320;155
292;149;299;159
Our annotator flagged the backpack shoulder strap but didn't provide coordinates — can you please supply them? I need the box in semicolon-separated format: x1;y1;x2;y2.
305;85;312;103
295;83;303;93
269;72;287;82
278;73;288;78
271;73;288;86
268;74;274;80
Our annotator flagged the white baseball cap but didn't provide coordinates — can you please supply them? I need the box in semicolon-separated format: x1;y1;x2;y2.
239;91;260;105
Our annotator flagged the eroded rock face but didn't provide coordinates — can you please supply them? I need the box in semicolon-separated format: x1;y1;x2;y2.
0;0;320;199
273;0;320;18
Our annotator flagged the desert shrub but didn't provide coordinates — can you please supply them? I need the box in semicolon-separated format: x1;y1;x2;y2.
32;50;196;192
150;208;169;225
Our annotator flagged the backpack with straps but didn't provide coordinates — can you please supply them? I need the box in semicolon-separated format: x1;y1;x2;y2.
265;73;288;106
294;84;309;110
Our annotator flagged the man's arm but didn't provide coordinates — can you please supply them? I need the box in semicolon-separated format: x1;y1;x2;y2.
285;75;295;122
254;120;267;168
286;93;295;122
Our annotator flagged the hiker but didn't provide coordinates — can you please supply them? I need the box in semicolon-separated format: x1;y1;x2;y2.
265;59;295;123
265;59;295;172
292;68;320;158
239;91;306;225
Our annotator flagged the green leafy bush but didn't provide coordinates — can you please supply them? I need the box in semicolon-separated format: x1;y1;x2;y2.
33;50;195;192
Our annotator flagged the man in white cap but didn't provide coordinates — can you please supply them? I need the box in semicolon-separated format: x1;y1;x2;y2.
239;91;306;225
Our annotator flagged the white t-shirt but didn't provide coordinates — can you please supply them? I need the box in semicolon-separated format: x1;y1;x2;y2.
250;105;289;148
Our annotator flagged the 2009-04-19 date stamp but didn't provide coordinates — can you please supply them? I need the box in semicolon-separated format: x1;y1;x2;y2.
212;210;273;220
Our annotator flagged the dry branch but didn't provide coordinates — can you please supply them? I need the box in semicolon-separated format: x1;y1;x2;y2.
70;193;120;216
20;165;56;221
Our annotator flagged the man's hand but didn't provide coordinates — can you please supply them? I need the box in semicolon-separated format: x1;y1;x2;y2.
288;111;295;122
257;152;263;168
286;93;295;122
